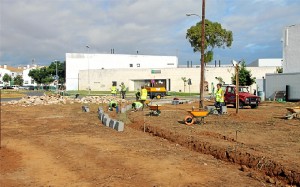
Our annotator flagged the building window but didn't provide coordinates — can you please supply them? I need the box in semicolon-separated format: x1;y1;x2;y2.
137;63;140;67
129;64;133;67
25;81;28;84
31;80;34;84
167;63;174;65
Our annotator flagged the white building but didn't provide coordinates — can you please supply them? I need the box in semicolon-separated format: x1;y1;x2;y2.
0;65;11;86
283;24;300;73
265;24;300;100
0;64;23;86
66;53;178;90
22;65;39;86
248;58;282;67
79;66;277;94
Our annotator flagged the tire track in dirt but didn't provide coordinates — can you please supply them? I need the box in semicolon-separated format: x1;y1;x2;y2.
130;122;300;186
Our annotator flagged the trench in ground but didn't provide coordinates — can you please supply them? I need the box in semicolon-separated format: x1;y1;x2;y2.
128;122;300;186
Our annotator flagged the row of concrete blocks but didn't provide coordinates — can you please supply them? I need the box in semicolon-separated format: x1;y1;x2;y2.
205;105;228;114
98;107;124;132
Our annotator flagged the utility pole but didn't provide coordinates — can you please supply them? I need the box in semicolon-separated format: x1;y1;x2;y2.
235;64;239;114
0;88;1;149
86;45;90;95
200;0;206;109
55;60;58;93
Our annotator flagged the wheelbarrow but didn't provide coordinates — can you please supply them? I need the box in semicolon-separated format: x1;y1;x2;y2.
148;104;162;116
184;110;209;125
285;107;300;120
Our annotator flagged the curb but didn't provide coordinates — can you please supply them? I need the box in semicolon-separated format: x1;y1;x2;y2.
97;107;124;132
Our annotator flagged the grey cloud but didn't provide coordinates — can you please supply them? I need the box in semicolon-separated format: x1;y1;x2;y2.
0;0;299;66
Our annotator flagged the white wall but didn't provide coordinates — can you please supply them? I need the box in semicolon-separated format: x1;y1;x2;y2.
283;24;300;73
22;67;38;86
66;53;178;90
0;68;11;86
78;66;277;93
266;73;300;100
248;59;282;67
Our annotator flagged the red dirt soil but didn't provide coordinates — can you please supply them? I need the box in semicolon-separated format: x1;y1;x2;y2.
1;100;299;186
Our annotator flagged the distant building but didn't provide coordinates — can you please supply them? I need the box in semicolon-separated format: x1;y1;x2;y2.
248;58;282;67
22;65;40;86
66;53;179;90
283;24;300;73
0;64;23;86
0;64;41;87
266;24;300;100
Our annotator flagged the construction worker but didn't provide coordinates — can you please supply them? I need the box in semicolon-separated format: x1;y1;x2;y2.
140;86;148;110
135;88;140;101
111;83;117;96
108;100;118;111
120;82;126;99
131;101;143;111
214;83;224;115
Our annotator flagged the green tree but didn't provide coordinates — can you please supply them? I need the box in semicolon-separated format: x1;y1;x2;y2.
13;75;24;86
28;67;54;86
181;77;187;92
47;61;66;84
215;76;224;84
231;61;256;86
2;73;12;85
186;19;233;63
28;61;66;89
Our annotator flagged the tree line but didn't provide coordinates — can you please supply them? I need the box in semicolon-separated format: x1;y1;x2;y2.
2;61;66;87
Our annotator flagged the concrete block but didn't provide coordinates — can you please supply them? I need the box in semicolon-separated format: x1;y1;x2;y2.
99;113;103;121
172;100;179;105
82;105;90;112
102;114;109;125
222;106;228;114
114;121;124;132
109;119;115;128
121;108;126;113
104;117;110;127
205;105;215;113
126;105;132;110
98;107;103;115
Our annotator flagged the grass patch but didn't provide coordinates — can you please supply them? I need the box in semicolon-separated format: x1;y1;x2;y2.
1;90;26;98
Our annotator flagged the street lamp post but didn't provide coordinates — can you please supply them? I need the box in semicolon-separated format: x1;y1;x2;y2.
186;0;206;109
86;45;90;95
232;60;240;114
55;60;58;93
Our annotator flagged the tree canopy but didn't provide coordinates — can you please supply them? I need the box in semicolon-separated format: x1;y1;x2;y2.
2;73;12;84
28;61;66;86
14;75;24;86
186;19;233;63
231;61;256;86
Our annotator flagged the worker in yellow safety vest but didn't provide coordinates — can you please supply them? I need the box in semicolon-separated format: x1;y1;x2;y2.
140;86;148;110
111;84;117;96
214;83;224;115
120;82;126;99
108;100;118;111
131;101;143;111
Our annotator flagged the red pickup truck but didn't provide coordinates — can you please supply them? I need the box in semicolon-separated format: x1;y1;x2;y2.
222;85;260;109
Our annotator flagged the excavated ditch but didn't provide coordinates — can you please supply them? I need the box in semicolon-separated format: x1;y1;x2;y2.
130;123;300;186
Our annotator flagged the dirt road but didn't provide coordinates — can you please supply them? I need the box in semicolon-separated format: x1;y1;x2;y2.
1;100;299;186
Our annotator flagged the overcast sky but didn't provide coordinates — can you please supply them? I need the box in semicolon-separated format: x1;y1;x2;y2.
0;0;299;66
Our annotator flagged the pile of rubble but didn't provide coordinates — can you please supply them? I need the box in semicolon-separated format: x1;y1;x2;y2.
4;94;128;106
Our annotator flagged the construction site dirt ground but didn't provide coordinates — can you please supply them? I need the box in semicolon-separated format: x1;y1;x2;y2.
0;100;299;186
